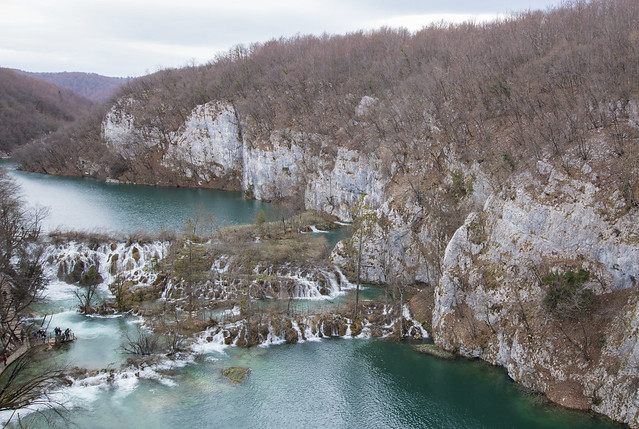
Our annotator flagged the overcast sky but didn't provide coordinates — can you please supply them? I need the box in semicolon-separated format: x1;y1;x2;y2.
1;0;565;77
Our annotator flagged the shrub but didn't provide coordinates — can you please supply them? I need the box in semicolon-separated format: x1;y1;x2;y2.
542;269;593;315
450;172;473;202
255;209;266;226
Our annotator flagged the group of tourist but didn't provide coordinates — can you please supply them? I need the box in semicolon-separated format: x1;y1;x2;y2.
28;327;74;344
53;327;73;342
33;329;47;343
1;326;76;370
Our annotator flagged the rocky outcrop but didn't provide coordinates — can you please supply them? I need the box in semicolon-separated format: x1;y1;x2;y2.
102;98;142;159
162;102;243;186
241;127;390;221
432;161;639;427
303;146;388;221
103;100;243;188
242;133;307;202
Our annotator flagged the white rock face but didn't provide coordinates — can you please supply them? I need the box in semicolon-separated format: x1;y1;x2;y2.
243;133;389;221
102;98;153;159
433;165;639;427
162;102;243;182
355;95;378;117
242;134;306;201
103;100;243;185
304;147;387;221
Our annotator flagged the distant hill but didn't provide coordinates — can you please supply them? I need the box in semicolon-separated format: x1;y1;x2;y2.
16;70;130;103
0;68;94;153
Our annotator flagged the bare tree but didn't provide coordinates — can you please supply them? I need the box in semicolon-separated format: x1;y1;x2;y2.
172;219;209;319
109;274;128;313
0;348;66;425
121;326;162;356
73;283;99;315
0;169;48;354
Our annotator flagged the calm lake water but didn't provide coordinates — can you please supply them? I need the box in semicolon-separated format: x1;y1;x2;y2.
1;162;626;429
22;340;624;429
1;160;272;234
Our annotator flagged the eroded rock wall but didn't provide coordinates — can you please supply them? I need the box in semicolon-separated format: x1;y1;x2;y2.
433;161;639;427
100;97;483;287
162;102;243;185
102;100;243;188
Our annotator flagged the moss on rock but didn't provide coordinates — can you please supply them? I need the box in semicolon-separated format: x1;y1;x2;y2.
350;320;363;337
413;343;455;359
222;367;250;384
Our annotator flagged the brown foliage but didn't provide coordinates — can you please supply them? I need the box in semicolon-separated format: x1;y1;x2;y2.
16;70;129;102
17;0;639;202
0;68;94;152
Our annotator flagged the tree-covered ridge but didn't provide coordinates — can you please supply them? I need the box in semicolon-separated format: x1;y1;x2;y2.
15;70;130;103
14;0;639;205
0;68;94;153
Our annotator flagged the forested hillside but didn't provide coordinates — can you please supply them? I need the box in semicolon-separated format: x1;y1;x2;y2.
0;68;94;154
15;0;639;203
16;70;129;102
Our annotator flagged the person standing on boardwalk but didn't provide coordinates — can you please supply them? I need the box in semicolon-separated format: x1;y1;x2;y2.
2;353;7;366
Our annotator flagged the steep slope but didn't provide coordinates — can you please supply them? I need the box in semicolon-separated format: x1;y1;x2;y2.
0;68;94;153
433;162;639;418
12;1;639;426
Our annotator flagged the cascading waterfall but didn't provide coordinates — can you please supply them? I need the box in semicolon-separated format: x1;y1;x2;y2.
211;255;234;273
192;308;422;350
44;242;352;306
263;323;286;346
43;241;427;344
202;256;354;301
291;320;304;341
20;238;429;427
45;241;170;293
402;304;429;339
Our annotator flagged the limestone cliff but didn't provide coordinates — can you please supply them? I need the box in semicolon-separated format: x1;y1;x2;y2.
433;160;639;426
102;99;243;188
101;98;392;222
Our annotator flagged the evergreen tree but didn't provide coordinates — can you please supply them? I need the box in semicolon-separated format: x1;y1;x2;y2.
173;219;209;319
350;194;377;317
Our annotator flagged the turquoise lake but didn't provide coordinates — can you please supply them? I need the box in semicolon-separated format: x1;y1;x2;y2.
0;161;626;429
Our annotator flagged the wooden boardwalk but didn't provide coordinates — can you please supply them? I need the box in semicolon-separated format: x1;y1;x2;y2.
0;332;76;376
0;341;29;376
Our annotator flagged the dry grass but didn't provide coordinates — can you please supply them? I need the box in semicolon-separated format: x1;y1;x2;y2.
211;211;336;265
48;229;115;246
48;228;176;245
